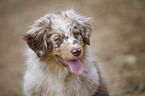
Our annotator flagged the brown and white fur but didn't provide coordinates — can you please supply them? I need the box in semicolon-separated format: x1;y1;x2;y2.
23;10;109;96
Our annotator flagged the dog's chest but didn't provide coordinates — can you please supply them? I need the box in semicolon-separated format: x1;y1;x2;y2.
41;72;99;96
63;76;98;96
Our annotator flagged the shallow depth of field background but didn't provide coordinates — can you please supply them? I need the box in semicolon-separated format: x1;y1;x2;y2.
0;0;145;96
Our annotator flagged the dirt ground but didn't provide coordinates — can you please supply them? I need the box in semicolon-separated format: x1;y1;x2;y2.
0;0;145;96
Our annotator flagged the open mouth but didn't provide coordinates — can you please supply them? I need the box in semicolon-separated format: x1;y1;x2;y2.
56;56;84;75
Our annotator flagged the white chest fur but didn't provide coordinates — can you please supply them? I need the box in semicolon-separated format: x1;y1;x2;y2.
44;69;99;96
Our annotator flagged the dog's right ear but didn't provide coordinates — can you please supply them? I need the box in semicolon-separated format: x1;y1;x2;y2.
24;16;52;57
24;28;47;57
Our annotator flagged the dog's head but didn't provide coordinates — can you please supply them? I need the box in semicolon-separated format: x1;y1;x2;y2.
24;10;92;75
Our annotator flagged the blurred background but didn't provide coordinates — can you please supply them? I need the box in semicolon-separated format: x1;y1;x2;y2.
0;0;145;96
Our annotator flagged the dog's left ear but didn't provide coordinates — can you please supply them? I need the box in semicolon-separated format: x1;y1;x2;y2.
81;23;92;45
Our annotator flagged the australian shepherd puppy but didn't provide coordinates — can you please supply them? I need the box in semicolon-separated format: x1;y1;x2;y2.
23;10;109;96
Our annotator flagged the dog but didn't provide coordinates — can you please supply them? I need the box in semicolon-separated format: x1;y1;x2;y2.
23;10;109;96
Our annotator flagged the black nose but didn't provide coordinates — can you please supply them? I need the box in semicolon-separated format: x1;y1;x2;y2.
71;48;81;57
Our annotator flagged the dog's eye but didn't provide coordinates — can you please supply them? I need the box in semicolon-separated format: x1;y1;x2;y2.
74;32;80;38
54;37;61;41
54;37;62;44
73;28;81;38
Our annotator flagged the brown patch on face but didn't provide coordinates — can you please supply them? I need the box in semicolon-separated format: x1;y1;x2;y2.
53;38;84;60
57;33;62;37
72;29;75;33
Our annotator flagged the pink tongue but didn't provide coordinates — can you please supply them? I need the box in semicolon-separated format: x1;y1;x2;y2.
58;57;84;75
67;59;84;75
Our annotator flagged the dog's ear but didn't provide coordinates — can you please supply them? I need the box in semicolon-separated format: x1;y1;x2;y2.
81;24;92;45
24;16;52;57
24;28;48;57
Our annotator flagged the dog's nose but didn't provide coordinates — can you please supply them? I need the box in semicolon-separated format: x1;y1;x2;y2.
71;48;81;57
